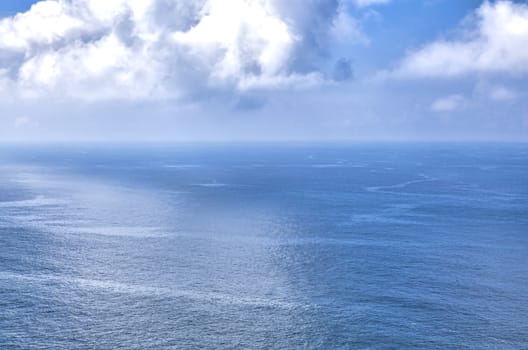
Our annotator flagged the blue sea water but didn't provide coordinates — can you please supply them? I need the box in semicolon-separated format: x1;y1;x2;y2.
0;143;527;349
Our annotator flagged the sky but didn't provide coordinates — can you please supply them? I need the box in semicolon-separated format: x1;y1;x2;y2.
0;0;527;142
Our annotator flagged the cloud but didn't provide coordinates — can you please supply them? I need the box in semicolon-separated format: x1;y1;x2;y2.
390;1;528;78
0;0;347;101
13;115;38;128
332;57;354;81
330;4;368;44
487;85;519;101
431;94;465;112
473;81;520;102
352;0;391;8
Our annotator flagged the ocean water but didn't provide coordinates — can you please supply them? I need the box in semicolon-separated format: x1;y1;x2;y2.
0;143;527;349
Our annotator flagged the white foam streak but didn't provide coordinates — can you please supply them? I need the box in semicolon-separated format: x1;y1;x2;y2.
0;271;305;310
0;195;67;208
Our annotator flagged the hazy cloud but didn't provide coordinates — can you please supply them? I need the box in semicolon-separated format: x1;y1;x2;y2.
330;4;368;43
431;94;465;112
487;85;519;101
332;57;354;81
13;115;38;128
352;0;391;8
473;81;521;102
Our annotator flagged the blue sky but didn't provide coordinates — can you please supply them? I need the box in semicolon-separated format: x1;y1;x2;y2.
0;1;35;15
0;0;527;142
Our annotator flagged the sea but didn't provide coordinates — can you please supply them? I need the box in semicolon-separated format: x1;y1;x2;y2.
0;143;527;349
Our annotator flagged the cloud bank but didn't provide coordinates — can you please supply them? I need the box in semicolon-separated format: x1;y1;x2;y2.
0;0;363;101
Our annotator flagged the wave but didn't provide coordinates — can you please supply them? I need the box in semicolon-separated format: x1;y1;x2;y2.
163;164;202;169
0;195;67;208
311;164;343;168
366;174;437;193
193;183;230;187
0;271;305;310
344;214;425;225
72;226;166;238
366;174;519;202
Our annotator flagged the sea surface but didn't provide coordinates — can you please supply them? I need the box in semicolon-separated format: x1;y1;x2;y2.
0;143;527;349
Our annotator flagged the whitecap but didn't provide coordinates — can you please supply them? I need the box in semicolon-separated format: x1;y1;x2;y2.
311;164;343;168
163;164;202;169
192;183;230;188
72;226;166;238
366;174;437;193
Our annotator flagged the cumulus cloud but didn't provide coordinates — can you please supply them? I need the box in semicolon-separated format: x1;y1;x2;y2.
0;0;349;101
391;1;528;78
431;94;465;112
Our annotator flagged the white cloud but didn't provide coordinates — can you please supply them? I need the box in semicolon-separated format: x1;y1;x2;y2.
171;0;297;89
0;1;84;51
0;0;345;101
391;1;528;78
431;94;465;112
330;4;368;44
